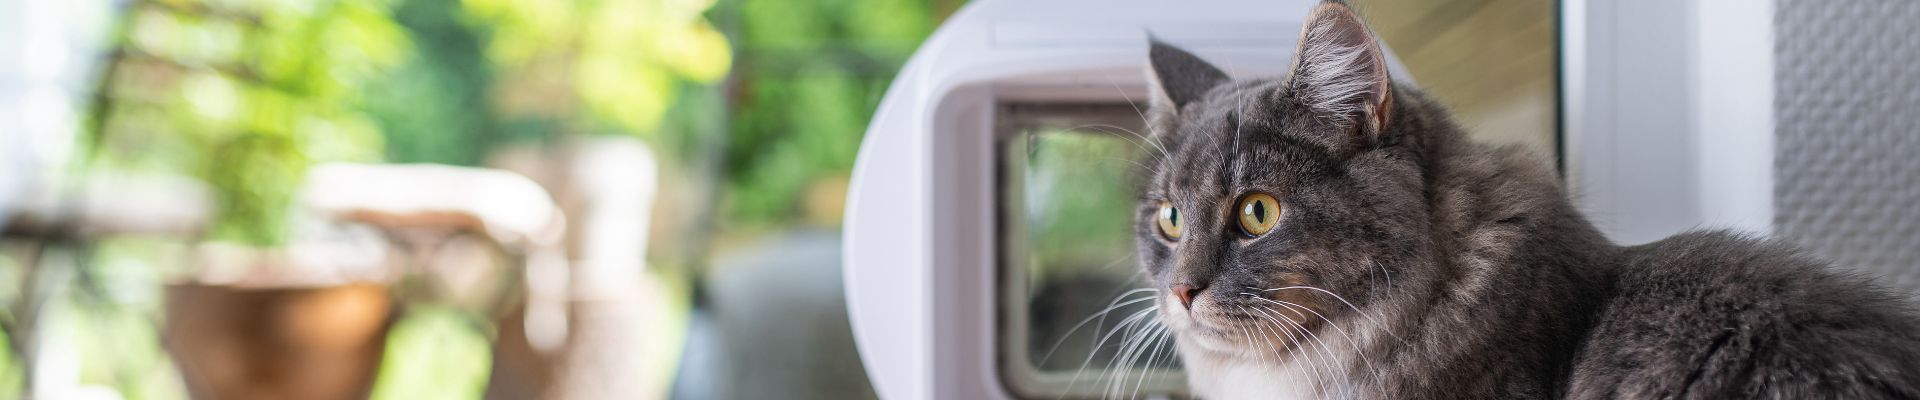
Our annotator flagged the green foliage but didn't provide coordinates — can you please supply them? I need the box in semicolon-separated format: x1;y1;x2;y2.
1022;131;1143;272
202;134;308;249
0;328;16;400
96;0;946;238
369;307;491;400
62;298;186;400
367;0;735;166
364;0;501;165
461;0;733;138
712;0;950;227
95;0;738;243
96;0;407;246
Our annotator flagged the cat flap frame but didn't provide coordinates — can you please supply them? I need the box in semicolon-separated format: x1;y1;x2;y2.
840;0;1411;398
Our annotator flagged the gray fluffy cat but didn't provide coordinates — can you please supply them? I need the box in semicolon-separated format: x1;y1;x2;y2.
1134;1;1920;398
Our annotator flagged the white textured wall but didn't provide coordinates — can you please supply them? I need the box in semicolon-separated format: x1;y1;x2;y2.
1774;0;1920;290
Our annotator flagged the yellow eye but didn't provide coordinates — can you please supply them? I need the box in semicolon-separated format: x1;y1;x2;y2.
1156;201;1182;240
1237;193;1281;236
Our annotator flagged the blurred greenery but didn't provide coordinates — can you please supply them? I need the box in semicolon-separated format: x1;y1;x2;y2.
0;328;16;400
89;0;959;244
369;306;491;400
0;250;25;400
73;0;738;397
58;292;185;400
93;0;409;246
1023;130;1143;273
91;0;734;246
363;0;501;165
706;0;954;227
31;0;959;398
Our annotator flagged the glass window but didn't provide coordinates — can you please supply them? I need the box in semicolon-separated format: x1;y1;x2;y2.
997;102;1185;399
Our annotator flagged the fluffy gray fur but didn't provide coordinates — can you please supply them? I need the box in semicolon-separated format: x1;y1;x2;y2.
1133;2;1920;398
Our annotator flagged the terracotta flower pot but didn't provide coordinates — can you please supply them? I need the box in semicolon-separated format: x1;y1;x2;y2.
163;282;395;400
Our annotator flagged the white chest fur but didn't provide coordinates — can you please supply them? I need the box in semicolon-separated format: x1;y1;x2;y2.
1177;337;1359;400
1187;360;1318;399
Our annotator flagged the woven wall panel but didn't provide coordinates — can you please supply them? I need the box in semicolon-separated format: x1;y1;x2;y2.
1774;0;1920;291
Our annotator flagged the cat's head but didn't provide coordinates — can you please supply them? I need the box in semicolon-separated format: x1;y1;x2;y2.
1136;1;1431;355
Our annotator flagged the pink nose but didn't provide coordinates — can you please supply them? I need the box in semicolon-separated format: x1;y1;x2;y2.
1173;283;1204;310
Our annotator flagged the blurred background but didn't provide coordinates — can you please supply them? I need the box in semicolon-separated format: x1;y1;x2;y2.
18;0;1901;399
0;0;961;398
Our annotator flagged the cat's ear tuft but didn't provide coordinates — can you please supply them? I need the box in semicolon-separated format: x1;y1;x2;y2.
1286;1;1393;142
1147;38;1229;113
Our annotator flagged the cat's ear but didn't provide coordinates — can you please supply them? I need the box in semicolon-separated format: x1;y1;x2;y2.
1286;1;1393;143
1147;38;1229;113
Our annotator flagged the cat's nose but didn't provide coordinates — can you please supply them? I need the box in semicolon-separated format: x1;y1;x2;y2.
1173;283;1206;310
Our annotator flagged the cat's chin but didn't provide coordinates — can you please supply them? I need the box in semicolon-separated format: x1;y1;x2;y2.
1176;328;1245;355
1167;313;1260;355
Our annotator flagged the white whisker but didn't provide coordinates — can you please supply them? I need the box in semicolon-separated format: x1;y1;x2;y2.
1248;293;1389;398
1066;305;1159;397
1241;304;1332;396
1240;291;1370;357
1251;306;1350;399
1127;324;1173;399
1040;289;1160;365
1253;285;1398;341
1106;313;1164;399
1109;78;1154;134
1070;124;1169;161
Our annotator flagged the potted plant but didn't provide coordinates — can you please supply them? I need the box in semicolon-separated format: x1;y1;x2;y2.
159;134;396;400
83;0;411;398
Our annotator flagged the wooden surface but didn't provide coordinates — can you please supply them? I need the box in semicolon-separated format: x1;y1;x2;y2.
1360;0;1559;154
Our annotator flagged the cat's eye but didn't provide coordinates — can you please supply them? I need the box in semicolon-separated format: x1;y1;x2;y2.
1236;192;1281;237
1155;201;1182;240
